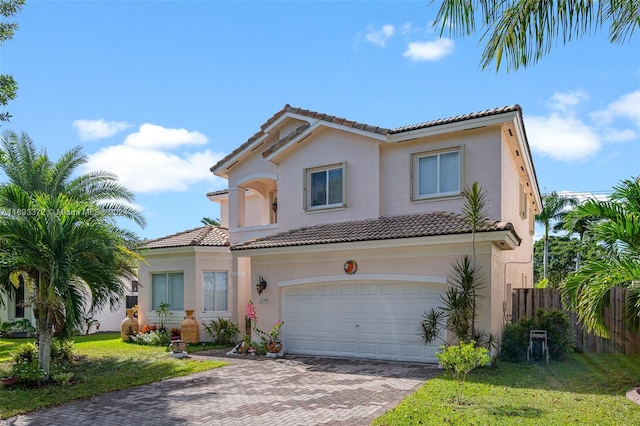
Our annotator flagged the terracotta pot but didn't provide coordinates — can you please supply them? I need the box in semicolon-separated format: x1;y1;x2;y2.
180;309;199;344
120;308;139;341
1;376;18;386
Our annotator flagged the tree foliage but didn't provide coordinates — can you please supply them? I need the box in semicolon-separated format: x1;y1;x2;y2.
0;0;24;122
437;341;490;404
0;133;145;376
560;176;640;337
536;192;578;280
431;0;640;71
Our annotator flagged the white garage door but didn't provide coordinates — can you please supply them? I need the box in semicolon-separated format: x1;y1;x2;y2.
281;281;443;363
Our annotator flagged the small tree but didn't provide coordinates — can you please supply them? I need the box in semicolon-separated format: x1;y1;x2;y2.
155;302;171;330
420;182;491;347
437;341;490;404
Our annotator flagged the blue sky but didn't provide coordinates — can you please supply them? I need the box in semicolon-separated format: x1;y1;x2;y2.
2;1;639;240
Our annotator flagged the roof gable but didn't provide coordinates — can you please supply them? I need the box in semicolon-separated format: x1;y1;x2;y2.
210;104;391;176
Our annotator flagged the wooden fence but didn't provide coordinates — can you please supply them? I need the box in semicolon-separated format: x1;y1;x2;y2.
512;287;640;355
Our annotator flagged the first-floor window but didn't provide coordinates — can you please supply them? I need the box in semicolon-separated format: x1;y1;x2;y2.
204;271;228;311
151;272;184;310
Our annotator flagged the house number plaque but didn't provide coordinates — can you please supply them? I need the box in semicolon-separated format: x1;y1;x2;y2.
259;297;270;304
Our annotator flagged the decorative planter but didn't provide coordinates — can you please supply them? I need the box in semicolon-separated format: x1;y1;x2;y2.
120;308;139;341
180;309;199;344
267;341;283;358
267;341;283;354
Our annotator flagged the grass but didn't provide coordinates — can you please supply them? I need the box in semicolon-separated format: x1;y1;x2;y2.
374;353;640;425
0;333;227;419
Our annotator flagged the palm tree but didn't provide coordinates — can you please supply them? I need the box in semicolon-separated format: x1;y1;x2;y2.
536;192;577;280
563;210;596;270
420;182;489;345
561;177;640;337
0;133;144;376
432;1;639;71
201;217;221;226
0;131;145;226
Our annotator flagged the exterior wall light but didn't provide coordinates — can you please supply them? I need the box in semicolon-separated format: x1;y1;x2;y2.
257;276;267;294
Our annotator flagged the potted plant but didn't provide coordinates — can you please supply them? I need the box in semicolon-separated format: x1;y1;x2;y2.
266;321;284;357
170;328;181;341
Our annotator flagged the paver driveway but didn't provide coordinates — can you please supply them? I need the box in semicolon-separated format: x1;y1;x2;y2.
2;352;439;426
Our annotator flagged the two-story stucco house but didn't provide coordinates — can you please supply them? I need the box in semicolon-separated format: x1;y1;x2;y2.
202;104;541;363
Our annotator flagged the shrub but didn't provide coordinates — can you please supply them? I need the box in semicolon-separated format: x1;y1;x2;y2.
130;328;170;346
10;342;38;364
140;324;158;334
203;317;240;346
437;341;491;404
51;339;75;362
534;309;575;360
13;360;46;385
500;309;574;362
51;371;74;386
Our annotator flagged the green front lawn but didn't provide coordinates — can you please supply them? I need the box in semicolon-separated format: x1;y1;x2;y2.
375;353;640;425
0;333;227;419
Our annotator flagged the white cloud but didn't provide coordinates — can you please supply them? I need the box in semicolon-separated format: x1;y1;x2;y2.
73;119;132;141
123;123;208;149
591;90;640;127
526;90;640;161
365;24;395;46
601;127;637;143
526;113;600;161
548;90;588;112
80;123;224;193
403;38;454;61
400;22;413;35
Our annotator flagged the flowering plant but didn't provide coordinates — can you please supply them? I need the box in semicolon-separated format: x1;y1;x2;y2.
270;321;284;341
246;300;257;321
246;301;284;345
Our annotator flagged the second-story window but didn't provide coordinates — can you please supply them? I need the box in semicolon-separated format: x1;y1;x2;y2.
305;163;346;210
413;149;460;199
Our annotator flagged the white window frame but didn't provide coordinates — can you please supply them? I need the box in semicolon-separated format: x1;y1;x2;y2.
151;272;184;310
203;271;229;312
304;162;347;211
412;147;462;200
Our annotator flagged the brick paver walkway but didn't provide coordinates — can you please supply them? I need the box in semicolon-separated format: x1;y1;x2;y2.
2;352;439;426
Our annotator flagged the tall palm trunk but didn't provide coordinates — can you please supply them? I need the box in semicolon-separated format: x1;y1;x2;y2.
35;272;54;376
543;224;549;279
36;317;52;377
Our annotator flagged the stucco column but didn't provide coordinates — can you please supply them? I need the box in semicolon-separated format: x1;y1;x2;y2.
228;187;245;228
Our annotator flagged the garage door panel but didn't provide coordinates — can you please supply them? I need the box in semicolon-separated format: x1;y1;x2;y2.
283;281;444;362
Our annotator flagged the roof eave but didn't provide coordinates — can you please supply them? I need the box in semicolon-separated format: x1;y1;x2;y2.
230;228;521;254
387;109;520;144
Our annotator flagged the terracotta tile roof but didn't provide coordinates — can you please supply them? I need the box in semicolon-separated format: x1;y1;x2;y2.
145;225;230;249
206;189;229;197
231;212;517;251
282;105;390;135
390;105;522;133
211;104;523;174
